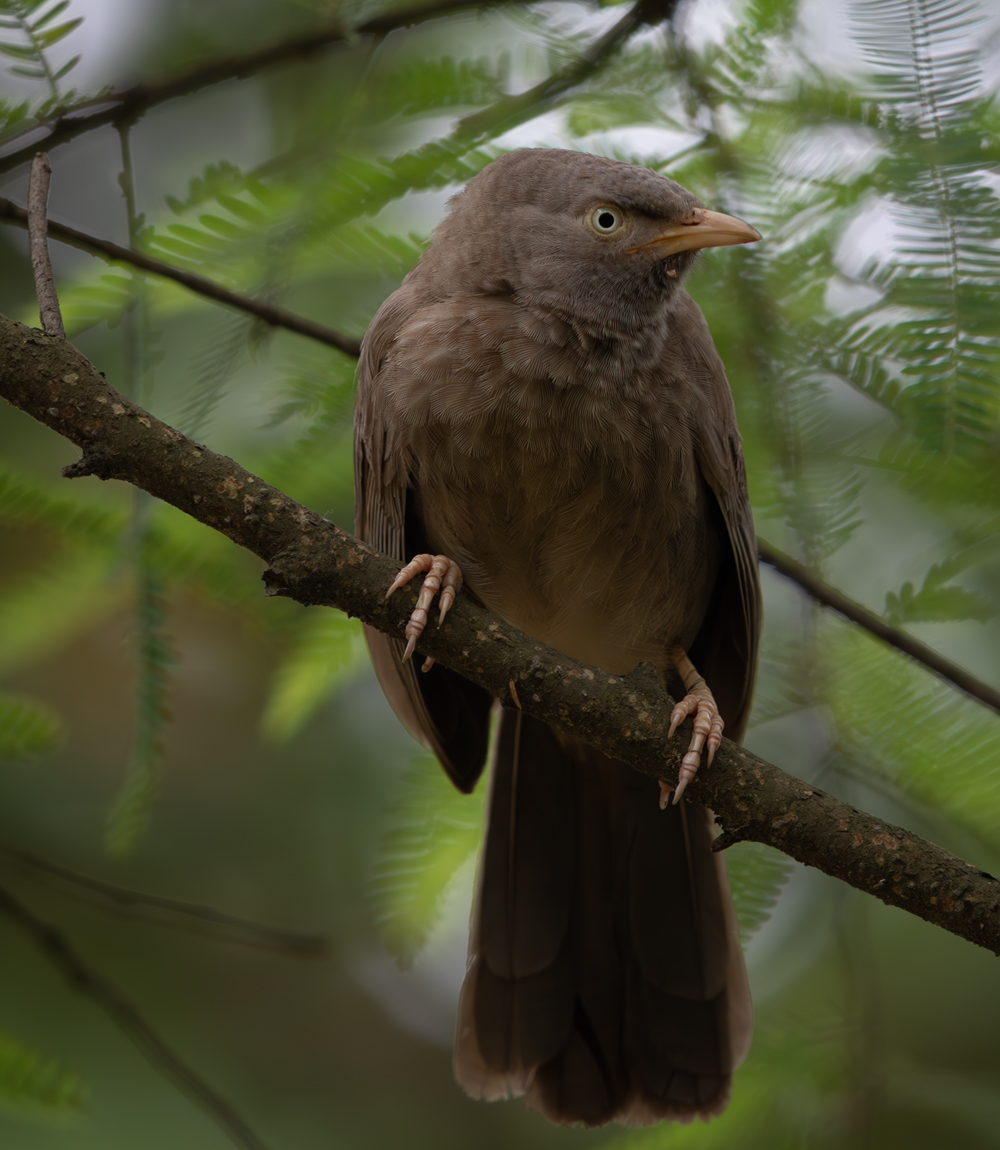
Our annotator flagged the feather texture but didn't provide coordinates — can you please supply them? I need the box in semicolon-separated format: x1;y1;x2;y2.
354;149;760;1125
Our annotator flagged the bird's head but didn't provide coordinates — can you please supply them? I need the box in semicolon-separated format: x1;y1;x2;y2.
421;148;760;336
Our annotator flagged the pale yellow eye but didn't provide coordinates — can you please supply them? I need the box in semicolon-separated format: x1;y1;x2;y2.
588;206;623;235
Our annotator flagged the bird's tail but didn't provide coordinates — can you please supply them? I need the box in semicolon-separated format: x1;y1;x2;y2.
454;709;751;1126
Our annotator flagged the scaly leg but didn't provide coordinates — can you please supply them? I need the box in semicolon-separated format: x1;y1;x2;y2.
659;646;724;808
385;553;463;664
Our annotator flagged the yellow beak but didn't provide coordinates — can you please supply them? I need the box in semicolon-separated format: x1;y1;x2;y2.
629;209;762;256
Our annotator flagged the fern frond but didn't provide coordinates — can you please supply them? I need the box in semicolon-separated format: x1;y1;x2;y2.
0;552;116;675
177;310;262;440
0;1030;86;1119
826;621;1000;850
260;609;367;743
0;0;81;104
835;0;1000;453
728;842;794;947
105;557;173;858
0;467;124;544
0;693;62;760
264;345;358;431
370;754;485;965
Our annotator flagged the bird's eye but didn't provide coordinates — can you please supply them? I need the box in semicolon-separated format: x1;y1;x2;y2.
588;206;623;236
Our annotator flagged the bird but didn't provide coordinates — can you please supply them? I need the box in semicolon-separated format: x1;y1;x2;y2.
354;147;762;1127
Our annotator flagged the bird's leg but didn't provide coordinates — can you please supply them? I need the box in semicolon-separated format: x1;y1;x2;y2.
659;646;724;808
385;554;463;664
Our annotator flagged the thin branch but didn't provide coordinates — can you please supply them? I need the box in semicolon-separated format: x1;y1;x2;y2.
758;538;1000;717
0;880;271;1150
0;0;575;177
26;153;64;339
11;184;998;730
0;0;678;354
452;0;678;144
0;197;362;356
0;848;330;956
7;206;997;730
2;317;998;955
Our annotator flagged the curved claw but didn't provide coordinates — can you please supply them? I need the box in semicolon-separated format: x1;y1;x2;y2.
665;686;723;806
385;553;463;663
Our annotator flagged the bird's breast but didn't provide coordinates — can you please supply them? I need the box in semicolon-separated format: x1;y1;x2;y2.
385;296;724;672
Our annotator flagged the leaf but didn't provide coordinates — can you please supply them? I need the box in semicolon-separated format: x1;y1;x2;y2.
33;15;81;47
726;841;794;946
884;581;995;625
105;560;174;858
49;51;77;79
826;621;1000;851
0;552;117;677
259;610;367;743
370;753;486;965
0;694;62;761
0;1030;86;1119
0;41;38;58
0;467;124;546
28;0;69;31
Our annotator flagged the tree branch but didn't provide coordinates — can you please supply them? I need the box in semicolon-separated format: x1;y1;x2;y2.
0;880;271;1150
2;317;999;954
26;154;64;339
758;539;1000;717
451;0;678;145
0;848;330;955
0;196;362;356
5;204;995;725
0;0;576;177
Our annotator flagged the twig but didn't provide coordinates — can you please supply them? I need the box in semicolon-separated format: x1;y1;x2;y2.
758;538;1000;717
454;0;678;144
0;0;678;353
0;197;361;356
0;848;330;955
26;153;64;339
0;0;573;177
2;318;999;955
0;881;271;1150
6;197;996;726
0;0;676;355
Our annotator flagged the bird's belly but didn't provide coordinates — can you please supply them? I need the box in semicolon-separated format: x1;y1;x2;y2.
417;463;721;675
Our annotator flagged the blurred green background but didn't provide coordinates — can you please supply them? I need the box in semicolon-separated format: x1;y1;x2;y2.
2;0;1000;1146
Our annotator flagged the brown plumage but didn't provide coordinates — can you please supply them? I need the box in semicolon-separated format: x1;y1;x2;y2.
354;148;762;1126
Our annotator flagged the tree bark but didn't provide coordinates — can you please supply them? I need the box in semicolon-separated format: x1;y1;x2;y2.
2;316;999;954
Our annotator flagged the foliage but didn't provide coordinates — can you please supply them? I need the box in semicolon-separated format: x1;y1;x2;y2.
0;693;61;761
0;0;81;119
0;0;1000;1145
0;1031;85;1119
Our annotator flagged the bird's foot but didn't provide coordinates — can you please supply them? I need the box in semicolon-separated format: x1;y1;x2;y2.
659;648;724;808
385;554;463;663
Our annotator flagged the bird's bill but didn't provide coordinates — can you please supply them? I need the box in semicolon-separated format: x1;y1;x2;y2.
629;209;761;256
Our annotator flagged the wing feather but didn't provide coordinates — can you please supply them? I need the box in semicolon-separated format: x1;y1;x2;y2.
355;289;493;792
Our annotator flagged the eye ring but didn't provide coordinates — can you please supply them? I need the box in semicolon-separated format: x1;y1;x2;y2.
587;205;624;237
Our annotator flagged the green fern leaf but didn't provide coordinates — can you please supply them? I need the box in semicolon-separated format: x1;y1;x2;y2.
370;753;485;965
0;694;62;761
260;609;367;743
726;841;794;946
0;1030;86;1119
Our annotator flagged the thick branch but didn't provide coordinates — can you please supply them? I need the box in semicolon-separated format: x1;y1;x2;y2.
2;318;999;954
758;539;1000;717
0;881;270;1150
7;190;992;727
0;0;574;176
0;197;361;356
